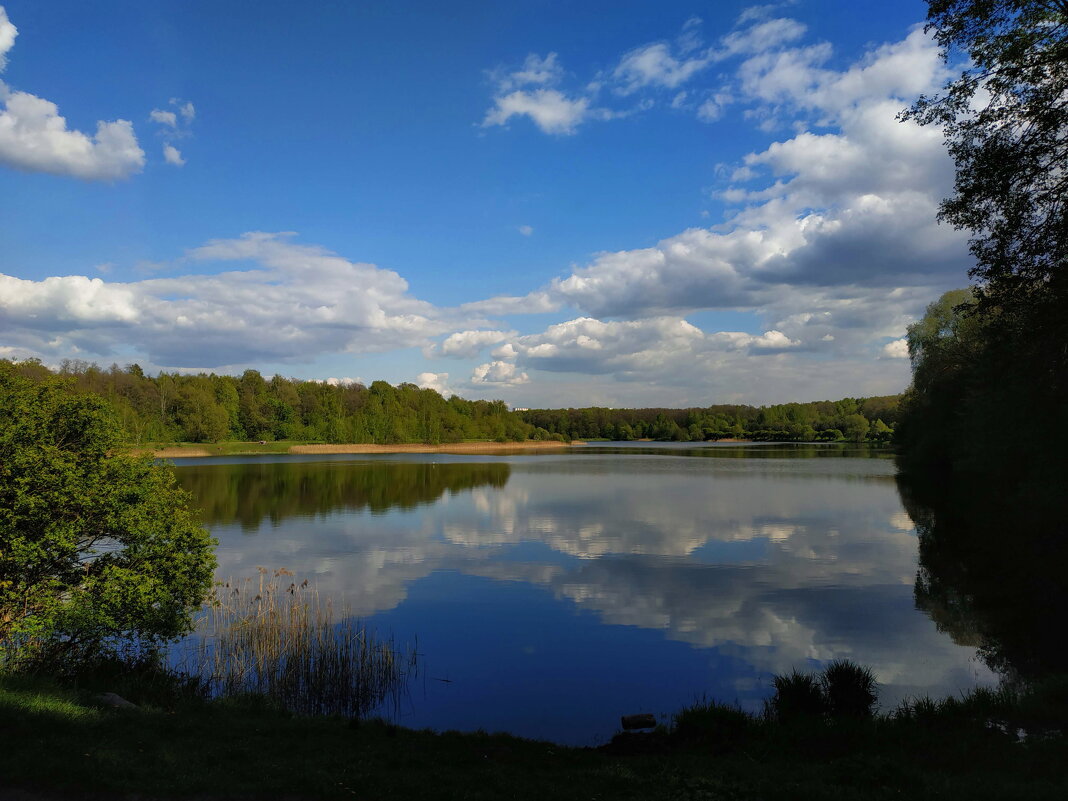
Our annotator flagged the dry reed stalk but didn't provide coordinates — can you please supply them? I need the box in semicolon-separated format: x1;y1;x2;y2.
186;568;416;718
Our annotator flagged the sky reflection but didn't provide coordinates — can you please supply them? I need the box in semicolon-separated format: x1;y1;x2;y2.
176;450;992;744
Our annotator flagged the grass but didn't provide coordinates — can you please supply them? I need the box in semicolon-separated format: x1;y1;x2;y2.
2;661;1067;799
185;569;416;719
142;440;306;455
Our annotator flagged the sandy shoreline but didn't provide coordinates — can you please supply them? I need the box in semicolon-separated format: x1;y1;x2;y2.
143;441;576;459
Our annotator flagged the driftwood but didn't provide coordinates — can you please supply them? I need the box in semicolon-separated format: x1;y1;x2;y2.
620;713;657;730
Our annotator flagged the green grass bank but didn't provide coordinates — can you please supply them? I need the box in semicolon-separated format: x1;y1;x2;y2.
3;672;1067;801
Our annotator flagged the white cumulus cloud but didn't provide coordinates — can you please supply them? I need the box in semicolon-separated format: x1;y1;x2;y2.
0;7;16;70
0;232;464;368
0;7;144;180
426;329;514;359
471;361;529;387
416;372;454;397
163;144;185;166
881;339;909;359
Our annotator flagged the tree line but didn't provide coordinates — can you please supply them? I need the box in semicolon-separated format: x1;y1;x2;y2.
3;358;902;446
1;359;537;445
518;396;899;443
897;0;1068;479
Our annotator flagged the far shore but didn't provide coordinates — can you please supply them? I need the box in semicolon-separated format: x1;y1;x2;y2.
139;440;580;459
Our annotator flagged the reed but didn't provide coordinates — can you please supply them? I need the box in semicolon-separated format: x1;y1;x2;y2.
185;568;416;719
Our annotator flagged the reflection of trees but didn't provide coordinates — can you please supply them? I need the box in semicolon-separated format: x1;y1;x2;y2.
899;470;1068;681
579;444;894;461
175;461;511;530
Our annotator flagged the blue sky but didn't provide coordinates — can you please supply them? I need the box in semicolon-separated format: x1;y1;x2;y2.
0;1;970;407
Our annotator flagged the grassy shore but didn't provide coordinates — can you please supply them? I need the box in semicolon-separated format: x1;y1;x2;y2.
2;672;1066;800
134;440;575;459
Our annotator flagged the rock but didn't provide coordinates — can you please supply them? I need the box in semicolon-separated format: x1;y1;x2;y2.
97;692;138;709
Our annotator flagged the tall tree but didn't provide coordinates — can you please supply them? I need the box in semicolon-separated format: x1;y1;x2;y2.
0;366;216;653
906;0;1068;315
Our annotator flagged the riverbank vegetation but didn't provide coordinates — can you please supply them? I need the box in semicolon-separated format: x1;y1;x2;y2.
1;359;540;445
518;395;899;443
2;357;900;450
2;658;1065;800
897;0;1068;481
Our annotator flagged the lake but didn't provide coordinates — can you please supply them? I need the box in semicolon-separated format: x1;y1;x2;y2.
173;443;994;745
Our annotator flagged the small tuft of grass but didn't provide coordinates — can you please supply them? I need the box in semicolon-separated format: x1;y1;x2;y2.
769;669;827;722
671;696;753;751
822;659;878;718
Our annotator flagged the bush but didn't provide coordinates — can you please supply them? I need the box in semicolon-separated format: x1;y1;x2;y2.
769;670;827;722
822;659;878;718
672;698;752;750
769;661;879;722
0;366;216;661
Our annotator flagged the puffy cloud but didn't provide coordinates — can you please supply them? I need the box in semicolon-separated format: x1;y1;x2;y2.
612;42;713;94
416;371;454;397
518;225;533;236
482;88;590;135
459;291;558;316
718;17;807;57
495;52;564;91
426;329;513;359
696;92;733;122
0;7;15;70
149;109;177;127
498;317;800;382
882;339;909;359
610;16;805;98
0;84;144;180
0;232;462;367
162;144;185;166
150;97;195;166
481;51;595;135
0;8;144;180
464;306;915;405
737;26;947;114
471;360;529;387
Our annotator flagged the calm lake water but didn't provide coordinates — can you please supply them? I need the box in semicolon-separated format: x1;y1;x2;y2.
173;443;994;745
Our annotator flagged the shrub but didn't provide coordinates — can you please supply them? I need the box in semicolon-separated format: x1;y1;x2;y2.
769;670;827;722
821;659;878;718
0;366;216;660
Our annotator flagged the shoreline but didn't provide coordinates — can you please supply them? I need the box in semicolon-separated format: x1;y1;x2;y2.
140;440;577;459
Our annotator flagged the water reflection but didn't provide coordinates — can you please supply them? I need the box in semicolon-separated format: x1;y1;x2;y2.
176;459;511;530
174;451;992;743
900;471;1068;681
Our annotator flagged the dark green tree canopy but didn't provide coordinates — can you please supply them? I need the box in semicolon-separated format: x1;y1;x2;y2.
906;0;1068;311
0;365;216;653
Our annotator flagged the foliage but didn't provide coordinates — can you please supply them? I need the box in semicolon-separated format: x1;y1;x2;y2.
899;467;1068;682
0;364;216;656
175;460;510;530
0;359;535;445
898;1;1068;476
822;659;879;719
4;670;1067;801
905;0;1068;317
768;661;880;723
519;396;900;443
768;670;828;722
671;697;752;750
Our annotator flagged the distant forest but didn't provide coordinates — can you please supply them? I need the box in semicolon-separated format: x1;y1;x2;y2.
2;360;534;445
518;396;898;443
2;359;899;446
